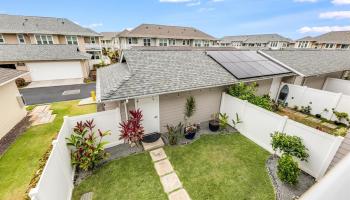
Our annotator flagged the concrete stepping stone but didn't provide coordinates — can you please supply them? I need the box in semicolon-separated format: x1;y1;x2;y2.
322;122;338;129
80;192;93;200
142;138;164;151
160;172;182;193
150;148;167;162
154;159;174;176
307;117;322;123
169;189;191;200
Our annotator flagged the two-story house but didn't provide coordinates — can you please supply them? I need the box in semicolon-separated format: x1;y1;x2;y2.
0;14;103;83
219;34;292;49
101;32;120;51
295;31;350;50
116;24;218;49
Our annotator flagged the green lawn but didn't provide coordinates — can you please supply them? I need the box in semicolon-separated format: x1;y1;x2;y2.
165;134;275;200
0;100;96;200
72;153;167;200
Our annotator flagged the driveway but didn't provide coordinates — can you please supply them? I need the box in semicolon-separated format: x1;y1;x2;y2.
20;83;96;105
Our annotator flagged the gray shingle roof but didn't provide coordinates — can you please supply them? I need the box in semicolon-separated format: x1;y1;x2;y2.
0;68;27;86
262;49;350;77
296;36;316;42
97;50;294;101
101;32;119;40
221;34;292;43
117;24;217;40
0;14;101;36
97;50;237;101
0;45;91;62
313;31;350;44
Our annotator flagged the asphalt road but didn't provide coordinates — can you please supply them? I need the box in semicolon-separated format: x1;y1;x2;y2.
20;83;96;105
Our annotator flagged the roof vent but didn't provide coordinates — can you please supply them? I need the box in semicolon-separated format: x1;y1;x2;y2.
145;26;148;29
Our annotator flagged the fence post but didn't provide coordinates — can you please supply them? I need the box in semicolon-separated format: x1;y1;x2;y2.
219;92;226;114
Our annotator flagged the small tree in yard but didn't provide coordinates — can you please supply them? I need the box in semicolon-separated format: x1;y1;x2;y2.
119;109;145;146
271;132;309;185
66;119;111;171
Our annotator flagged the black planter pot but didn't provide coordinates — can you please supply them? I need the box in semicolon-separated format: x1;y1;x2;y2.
209;120;220;132
334;121;344;126
315;114;322;119
142;132;161;143
184;131;196;140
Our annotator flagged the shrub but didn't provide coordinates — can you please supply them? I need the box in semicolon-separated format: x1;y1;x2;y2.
184;96;196;121
219;113;229;130
333;127;348;137
271;132;309;161
227;82;272;111
232;113;242;128
119;109;145;146
66;119;111;171
333;110;350;124
15;78;26;87
166;122;183;145
277;154;300;185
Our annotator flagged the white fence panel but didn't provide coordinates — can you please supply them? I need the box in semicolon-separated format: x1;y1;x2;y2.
323;78;350;96
332;95;350;122
284;120;343;178
220;93;343;179
29;109;122;200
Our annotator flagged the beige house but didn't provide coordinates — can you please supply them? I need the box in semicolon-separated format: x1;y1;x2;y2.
0;68;28;139
261;49;350;90
219;34;292;50
0;14;105;82
100;32;120;51
116;24;218;50
96;49;293;133
295;31;350;50
0;45;91;82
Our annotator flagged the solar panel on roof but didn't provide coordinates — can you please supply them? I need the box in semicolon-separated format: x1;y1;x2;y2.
206;51;290;79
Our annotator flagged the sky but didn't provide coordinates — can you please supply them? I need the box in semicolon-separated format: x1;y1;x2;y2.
1;0;350;39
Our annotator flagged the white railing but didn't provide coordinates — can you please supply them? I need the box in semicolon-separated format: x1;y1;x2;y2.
85;43;102;50
220;93;343;179
28;109;122;200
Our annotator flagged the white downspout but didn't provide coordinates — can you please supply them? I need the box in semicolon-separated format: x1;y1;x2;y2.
124;99;129;120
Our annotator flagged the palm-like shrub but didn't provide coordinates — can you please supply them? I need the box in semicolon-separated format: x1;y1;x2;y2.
166;123;183;145
277;154;300;185
66;119;111;171
119;109;145;146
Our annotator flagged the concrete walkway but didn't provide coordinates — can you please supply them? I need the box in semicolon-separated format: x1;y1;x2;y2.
150;148;191;200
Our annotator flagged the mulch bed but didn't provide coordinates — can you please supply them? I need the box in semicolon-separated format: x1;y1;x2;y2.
0;116;31;156
266;155;315;200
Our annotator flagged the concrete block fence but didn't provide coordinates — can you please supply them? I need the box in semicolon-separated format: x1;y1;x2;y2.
220;93;343;180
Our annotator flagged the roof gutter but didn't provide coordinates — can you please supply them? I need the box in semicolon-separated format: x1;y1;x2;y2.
257;50;305;77
0;71;30;87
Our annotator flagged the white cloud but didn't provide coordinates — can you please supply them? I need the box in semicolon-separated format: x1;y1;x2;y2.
187;1;201;6
86;23;103;28
320;11;350;19
332;0;350;5
294;0;318;2
298;25;350;33
159;0;193;2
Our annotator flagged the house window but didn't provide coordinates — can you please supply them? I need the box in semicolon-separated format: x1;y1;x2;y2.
66;36;78;45
35;35;53;45
194;40;202;47
169;39;176;46
0;34;5;44
90;37;96;44
87;51;101;60
325;43;334;49
159;39;168;46
270;41;278;48
182;40;190;45
298;41;309;48
17;34;25;44
203;40;209;47
143;38;151;46
128;38;138;44
341;44;350;49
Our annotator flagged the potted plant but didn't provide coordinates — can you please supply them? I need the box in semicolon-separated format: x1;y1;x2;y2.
333;109;350;126
209;113;220;132
184;96;198;139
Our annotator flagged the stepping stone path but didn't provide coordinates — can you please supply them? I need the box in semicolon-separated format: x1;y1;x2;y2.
307;117;322;123
80;192;93;200
149;147;191;200
322;122;338;129
29;105;56;126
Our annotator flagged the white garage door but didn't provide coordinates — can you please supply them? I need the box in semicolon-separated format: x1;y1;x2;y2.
27;61;83;81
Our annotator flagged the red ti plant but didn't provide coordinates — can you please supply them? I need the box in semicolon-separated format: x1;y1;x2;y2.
66;119;111;171
119;109;145;146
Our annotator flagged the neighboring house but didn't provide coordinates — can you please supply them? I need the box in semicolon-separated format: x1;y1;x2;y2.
0;14;104;69
0;68;28;139
261;49;350;90
96;49;293;133
101;32;120;51
0;45;91;82
219;34;292;49
116;24;218;49
294;31;350;50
